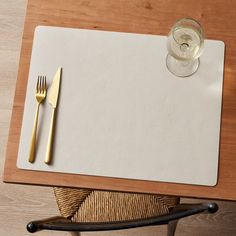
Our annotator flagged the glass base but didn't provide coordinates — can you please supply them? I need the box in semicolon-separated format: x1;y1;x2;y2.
166;54;200;77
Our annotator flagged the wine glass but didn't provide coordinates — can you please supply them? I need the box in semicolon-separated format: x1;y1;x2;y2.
166;18;204;77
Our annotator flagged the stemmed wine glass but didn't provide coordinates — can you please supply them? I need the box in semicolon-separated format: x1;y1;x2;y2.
166;18;204;77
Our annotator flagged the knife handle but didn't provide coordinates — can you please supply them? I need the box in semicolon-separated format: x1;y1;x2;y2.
45;108;56;164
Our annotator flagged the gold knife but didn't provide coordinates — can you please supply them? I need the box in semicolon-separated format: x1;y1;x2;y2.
45;67;62;164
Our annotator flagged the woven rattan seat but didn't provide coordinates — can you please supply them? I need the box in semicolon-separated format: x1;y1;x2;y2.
54;187;180;222
27;188;218;235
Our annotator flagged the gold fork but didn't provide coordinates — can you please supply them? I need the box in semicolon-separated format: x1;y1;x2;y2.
28;76;47;163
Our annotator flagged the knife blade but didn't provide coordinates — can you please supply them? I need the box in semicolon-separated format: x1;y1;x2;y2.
48;66;62;108
45;66;62;164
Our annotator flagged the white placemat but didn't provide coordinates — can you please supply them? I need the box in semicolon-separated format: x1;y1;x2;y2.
17;26;225;186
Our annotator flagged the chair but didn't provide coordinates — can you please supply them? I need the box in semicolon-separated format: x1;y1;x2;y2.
27;187;218;235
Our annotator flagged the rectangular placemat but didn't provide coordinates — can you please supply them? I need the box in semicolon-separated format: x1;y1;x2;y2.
17;26;225;186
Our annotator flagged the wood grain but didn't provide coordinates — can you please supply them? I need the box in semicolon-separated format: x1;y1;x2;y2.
1;2;236;236
3;0;236;200
0;1;62;236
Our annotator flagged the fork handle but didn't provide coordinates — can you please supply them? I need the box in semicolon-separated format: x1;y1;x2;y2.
45;108;56;164
28;103;40;163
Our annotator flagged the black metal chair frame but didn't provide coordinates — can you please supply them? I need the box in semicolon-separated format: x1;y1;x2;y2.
27;202;218;234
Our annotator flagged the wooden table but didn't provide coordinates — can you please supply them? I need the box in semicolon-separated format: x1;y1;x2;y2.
3;0;236;201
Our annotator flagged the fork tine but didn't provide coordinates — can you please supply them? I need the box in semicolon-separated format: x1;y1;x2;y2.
40;76;43;93
43;76;46;92
36;76;39;92
39;76;41;93
36;76;47;94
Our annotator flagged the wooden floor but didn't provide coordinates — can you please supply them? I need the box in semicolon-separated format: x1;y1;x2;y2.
0;1;235;235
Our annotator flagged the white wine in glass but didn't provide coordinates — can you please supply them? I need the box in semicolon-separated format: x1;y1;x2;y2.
166;18;204;77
